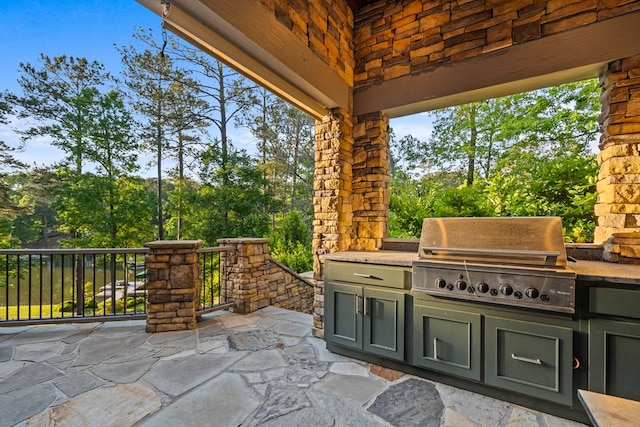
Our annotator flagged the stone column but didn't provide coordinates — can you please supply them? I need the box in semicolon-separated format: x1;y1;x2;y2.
595;54;640;251
217;238;270;314
312;107;354;337
144;240;201;333
351;111;391;250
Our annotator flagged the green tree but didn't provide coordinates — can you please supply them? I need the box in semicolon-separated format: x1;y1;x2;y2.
390;79;600;242
269;210;313;273
7;55;111;174
53;89;150;248
7;168;58;246
119;44;176;240
0;95;27;248
184;145;274;245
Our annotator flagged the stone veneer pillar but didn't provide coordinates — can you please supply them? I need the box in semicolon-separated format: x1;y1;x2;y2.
595;54;640;247
311;109;391;337
351;112;391;251
312;108;354;336
144;240;201;333
218;238;270;314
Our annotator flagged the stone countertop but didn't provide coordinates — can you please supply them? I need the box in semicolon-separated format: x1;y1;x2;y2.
570;260;640;285
578;389;640;427
323;250;418;267
323;251;640;285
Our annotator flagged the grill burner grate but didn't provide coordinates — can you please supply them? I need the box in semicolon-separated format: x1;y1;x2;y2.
411;217;576;313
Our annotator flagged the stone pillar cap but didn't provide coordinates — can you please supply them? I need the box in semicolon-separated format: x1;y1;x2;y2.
217;238;270;244
144;240;203;249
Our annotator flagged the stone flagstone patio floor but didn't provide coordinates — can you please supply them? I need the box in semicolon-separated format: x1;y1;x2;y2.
0;306;587;426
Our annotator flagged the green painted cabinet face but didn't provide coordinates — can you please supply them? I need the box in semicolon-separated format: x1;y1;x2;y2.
325;282;362;351
413;305;481;381
589;318;640;401
363;287;405;360
485;316;573;406
325;282;405;361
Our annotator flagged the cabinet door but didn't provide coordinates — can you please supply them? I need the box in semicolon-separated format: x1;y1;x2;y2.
589;318;640;401
413;305;481;381
363;287;405;361
325;282;362;351
485;316;573;405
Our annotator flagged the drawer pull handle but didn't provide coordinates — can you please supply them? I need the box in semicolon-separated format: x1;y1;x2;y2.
433;337;439;360
353;273;382;280
511;353;542;365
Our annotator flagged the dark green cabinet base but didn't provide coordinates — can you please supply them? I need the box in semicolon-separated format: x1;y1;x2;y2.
589;318;640;401
325;282;405;361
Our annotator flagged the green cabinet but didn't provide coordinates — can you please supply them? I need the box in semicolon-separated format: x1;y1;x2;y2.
413;305;481;381
485;316;574;406
325;261;407;362
589;318;640;401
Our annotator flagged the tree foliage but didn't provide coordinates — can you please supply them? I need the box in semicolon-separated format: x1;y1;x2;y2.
390;79;600;242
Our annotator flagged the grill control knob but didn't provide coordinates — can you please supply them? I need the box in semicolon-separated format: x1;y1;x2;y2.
477;282;489;293
456;280;467;291
435;278;447;288
525;287;539;299
500;285;514;296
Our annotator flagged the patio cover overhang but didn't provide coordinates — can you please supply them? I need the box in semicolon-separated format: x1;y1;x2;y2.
136;0;640;118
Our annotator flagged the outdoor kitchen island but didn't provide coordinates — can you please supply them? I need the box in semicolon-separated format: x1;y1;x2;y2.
323;219;640;424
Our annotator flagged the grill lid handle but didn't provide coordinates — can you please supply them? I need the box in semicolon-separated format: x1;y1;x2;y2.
421;247;560;266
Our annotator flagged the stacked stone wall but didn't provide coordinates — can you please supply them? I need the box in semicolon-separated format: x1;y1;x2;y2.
219;238;314;314
258;0;355;85
595;54;640;249
354;0;640;88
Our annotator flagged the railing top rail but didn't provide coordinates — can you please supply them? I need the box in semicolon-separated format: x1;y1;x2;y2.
0;248;150;256
1;245;233;256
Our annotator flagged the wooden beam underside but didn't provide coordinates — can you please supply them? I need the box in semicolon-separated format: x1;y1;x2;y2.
136;0;350;119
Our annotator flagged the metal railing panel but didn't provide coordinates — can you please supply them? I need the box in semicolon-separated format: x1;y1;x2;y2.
1;248;148;324
1;246;233;325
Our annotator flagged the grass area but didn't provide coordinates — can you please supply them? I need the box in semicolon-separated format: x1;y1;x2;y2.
0;301;146;321
1;305;57;321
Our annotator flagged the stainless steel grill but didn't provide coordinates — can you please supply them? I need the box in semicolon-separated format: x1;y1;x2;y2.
411;217;576;313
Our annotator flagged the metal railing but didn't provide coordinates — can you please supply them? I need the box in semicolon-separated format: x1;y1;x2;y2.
1;248;148;326
196;246;234;316
1;245;233;326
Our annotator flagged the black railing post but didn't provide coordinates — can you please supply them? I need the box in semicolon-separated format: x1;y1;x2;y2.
75;254;84;316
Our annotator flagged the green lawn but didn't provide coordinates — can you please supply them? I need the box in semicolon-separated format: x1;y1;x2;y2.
1;302;147;321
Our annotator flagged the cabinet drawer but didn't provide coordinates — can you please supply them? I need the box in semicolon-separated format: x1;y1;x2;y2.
485;317;573;406
590;287;640;320
326;261;410;289
413;305;481;381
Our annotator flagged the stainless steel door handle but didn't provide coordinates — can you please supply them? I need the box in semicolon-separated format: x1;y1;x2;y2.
511;353;542;365
433;337;439;360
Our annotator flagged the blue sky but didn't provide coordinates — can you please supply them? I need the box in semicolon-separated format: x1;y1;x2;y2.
0;1;429;172
1;1;158;93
